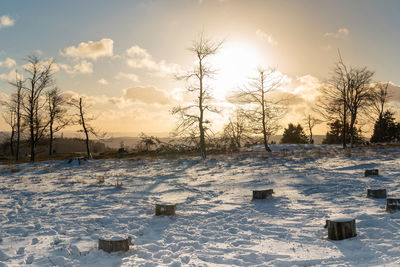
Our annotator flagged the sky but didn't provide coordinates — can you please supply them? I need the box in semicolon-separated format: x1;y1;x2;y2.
1;0;400;137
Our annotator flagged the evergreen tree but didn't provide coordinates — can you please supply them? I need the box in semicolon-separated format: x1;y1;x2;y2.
281;123;308;144
323;120;363;144
370;111;400;143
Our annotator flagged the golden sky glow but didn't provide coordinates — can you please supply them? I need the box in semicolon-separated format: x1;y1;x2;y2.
1;0;400;137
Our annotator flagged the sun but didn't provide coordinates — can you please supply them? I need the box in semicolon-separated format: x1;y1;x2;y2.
209;41;268;100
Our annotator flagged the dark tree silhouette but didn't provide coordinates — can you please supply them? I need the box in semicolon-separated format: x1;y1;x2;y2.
47;87;69;155
318;52;374;149
21;55;54;162
370;111;399;143
281;123;308;144
69;97;102;159
322;120;362;144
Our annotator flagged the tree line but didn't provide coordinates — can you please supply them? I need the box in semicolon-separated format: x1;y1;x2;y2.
2;35;399;162
172;35;399;158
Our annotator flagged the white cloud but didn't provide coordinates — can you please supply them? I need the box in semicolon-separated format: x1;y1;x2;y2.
0;57;16;68
115;72;140;82
0;70;23;82
126;45;181;75
324;28;349;38
0;15;14;28
58;60;93;74
256;29;278;46
123;86;170;104
98;78;109;85
61;38;114;60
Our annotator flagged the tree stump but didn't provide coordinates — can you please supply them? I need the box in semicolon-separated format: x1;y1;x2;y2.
326;217;357;240
386;198;400;213
98;237;131;253
252;189;273;200
367;189;387;198
155;204;176;216
365;169;379;177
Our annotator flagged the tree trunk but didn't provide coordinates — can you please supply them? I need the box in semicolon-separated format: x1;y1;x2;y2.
49;121;54;155
79;98;91;160
30;110;35;162
198;58;206;160
16;90;21;161
349;113;356;148
260;73;272;152
342;100;347;149
9;128;14;157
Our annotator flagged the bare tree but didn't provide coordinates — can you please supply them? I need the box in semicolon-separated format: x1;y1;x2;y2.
5;73;25;160
2;102;16;156
341;64;374;148
236;68;285;152
69;97;104;159
172;33;222;159
223;108;247;148
318;61;348;148
47;87;70;155
318;52;374;148
371;82;390;120
21;55;54;162
303;114;322;144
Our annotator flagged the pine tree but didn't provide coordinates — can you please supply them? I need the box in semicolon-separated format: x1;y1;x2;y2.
281;123;308;144
370;111;400;143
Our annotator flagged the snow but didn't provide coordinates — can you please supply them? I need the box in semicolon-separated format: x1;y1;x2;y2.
1;146;400;266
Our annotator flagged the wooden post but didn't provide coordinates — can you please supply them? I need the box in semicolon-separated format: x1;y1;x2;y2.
252;189;273;200
367;189;387;198
364;169;378;177
326;218;356;240
386;198;400;213
98;237;131;253
155;204;176;216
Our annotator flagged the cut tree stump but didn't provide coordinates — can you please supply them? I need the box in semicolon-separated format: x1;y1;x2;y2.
155;204;176;216
386;198;400;213
252;189;273;200
98;237;131;253
365;169;379;177
326;217;357;240
367;189;387;198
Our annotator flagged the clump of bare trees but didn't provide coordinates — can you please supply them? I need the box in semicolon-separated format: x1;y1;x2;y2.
1;55;102;162
172;33;223;159
2;56;56;162
318;52;375;149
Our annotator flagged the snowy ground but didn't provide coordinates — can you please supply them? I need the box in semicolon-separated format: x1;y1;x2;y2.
1;145;400;266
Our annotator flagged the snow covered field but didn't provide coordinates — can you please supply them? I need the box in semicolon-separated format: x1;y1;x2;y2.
1;145;400;266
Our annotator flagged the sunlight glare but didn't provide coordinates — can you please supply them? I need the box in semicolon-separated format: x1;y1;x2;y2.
209;42;268;100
